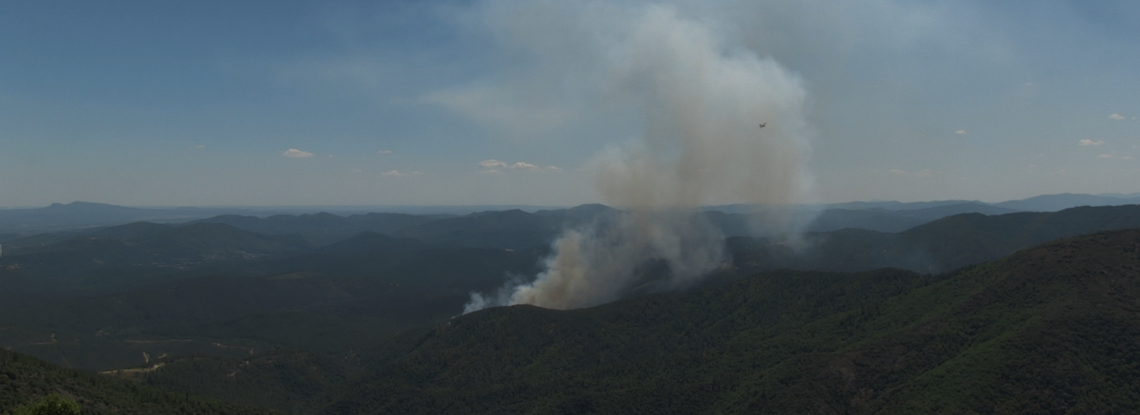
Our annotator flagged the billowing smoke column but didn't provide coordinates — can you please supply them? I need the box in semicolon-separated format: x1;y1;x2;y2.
464;2;813;312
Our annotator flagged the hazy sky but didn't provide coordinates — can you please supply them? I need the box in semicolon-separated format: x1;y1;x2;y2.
2;0;1138;207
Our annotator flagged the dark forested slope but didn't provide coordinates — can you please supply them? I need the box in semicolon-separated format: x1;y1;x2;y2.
321;228;1140;415
0;349;280;415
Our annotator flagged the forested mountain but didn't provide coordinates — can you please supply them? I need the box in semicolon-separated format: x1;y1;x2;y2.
5;204;1140;374
313;229;1140;414
3;201;1140;413
0;349;280;415
4;221;309;260
0;222;312;310
0;243;543;370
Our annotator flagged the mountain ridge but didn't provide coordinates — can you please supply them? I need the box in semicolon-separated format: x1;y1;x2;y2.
311;228;1140;414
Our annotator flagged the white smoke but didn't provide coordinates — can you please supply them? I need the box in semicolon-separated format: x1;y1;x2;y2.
508;211;729;310
463;1;814;311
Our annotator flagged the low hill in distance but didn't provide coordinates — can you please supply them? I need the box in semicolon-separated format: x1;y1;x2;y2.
0;202;255;234
732;204;1140;275
5;221;310;259
821;192;1140;212
0;222;313;310
193;212;443;246
995;192;1140;211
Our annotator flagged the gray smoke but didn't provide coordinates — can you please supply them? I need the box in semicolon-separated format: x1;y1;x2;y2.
464;1;814;311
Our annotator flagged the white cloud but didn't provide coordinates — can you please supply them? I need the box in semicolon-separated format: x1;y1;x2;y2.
1110;113;1126;120
1078;139;1105;146
480;159;509;169
190;145;205;149
1097;152;1132;160
282;148;315;158
351;168;363;173
955;129;967;135
381;170;422;177
378;150;393;154
480;159;557;173
510;161;541;171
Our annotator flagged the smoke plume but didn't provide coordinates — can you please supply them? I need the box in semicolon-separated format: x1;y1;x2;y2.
464;1;813;311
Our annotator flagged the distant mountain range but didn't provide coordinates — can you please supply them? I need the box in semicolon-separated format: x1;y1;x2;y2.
0;202;253;234
818;192;1140;212
4;193;1140;237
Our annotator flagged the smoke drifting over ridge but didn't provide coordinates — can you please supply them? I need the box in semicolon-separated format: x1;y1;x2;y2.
464;1;814;312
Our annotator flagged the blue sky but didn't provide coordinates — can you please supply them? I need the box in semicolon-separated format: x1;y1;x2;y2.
2;0;1138;207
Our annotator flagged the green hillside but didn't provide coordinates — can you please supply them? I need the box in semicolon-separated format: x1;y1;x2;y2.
122;351;362;415
0;222;314;313
4;206;1140;414
0;348;280;415
0;245;543;370
318;229;1140;414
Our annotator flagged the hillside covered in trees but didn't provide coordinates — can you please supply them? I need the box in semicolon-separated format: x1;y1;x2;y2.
0;348;280;415
3;204;1140;414
135;229;1140;414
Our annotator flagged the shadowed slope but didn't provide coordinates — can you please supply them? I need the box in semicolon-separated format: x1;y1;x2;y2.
320;229;1140;415
0;348;281;415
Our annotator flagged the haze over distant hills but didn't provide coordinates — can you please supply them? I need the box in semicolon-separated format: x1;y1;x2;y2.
0;202;563;236
4;193;1140;237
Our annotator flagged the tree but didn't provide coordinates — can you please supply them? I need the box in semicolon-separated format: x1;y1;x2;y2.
11;393;81;415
